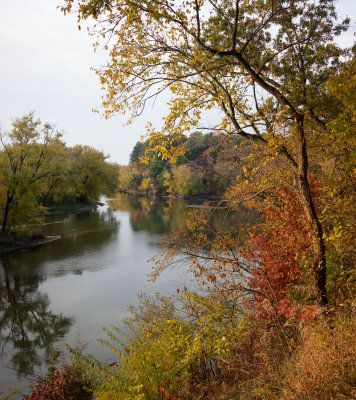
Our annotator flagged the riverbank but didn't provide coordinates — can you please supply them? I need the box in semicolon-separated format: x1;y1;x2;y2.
0;235;61;256
0;203;106;256
119;189;222;201
23;307;356;400
45;202;101;215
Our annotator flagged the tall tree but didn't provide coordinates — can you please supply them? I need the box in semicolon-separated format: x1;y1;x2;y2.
0;113;60;234
61;0;352;306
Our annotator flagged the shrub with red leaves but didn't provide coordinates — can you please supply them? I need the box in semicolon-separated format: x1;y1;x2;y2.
22;365;92;400
23;369;70;400
242;184;321;320
278;299;319;322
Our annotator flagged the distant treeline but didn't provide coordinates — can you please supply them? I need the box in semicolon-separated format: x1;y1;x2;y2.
0;113;119;235
119;132;246;197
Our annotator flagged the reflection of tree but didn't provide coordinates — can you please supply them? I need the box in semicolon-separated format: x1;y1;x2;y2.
18;209;121;277
0;258;73;378
108;194;257;235
108;194;188;234
130;202;173;234
0;208;119;382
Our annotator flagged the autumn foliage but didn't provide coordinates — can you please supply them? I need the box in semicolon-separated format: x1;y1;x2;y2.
242;185;315;319
43;0;356;398
23;369;70;400
22;366;91;400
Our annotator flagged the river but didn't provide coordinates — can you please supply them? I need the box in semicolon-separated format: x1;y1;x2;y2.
0;194;256;397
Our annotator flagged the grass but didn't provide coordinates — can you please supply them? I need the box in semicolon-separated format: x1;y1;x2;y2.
225;309;356;400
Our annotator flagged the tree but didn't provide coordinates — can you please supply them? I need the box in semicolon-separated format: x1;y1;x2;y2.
315;59;356;300
0;113;61;234
139;177;151;192
40;143;119;206
130;141;147;164
170;165;205;197
148;159;166;183
61;0;352;306
65;145;119;203
117;165;143;191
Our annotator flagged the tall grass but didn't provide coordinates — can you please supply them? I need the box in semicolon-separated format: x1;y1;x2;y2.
226;310;356;400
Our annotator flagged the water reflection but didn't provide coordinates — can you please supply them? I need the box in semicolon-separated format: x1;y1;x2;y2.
0;258;73;378
108;194;257;235
0;207;120;391
38;209;120;276
108;195;187;234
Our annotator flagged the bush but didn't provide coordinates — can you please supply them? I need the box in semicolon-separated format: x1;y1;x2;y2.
23;363;92;400
68;293;242;400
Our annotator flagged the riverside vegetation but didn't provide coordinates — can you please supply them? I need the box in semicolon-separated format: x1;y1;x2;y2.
0;113;119;251
6;0;356;398
118;132;246;197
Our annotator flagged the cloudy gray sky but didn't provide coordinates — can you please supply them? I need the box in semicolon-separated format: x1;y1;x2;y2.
0;0;355;164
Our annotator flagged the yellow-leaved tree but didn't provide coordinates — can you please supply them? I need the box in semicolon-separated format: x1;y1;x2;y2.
0;113;61;234
61;0;353;307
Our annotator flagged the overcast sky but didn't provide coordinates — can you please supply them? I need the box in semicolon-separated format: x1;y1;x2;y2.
0;1;355;165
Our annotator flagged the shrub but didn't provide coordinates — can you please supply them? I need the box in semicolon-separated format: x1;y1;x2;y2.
23;364;92;400
68;293;242;400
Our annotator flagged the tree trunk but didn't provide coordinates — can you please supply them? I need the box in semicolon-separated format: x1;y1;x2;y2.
2;192;13;234
231;54;328;307
295;117;327;307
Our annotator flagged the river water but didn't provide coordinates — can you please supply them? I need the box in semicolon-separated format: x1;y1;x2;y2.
0;194;256;396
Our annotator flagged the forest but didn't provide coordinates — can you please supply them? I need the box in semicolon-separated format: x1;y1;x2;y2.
12;0;356;399
119;132;245;197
